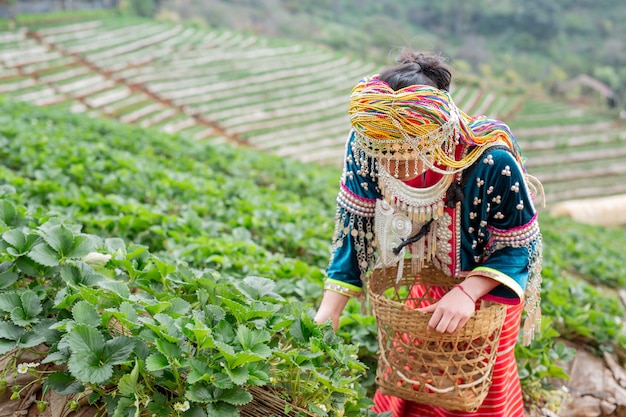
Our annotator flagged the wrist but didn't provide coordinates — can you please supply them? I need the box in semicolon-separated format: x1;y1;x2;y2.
453;284;476;303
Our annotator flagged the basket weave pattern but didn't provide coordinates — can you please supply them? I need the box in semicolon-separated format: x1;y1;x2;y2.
367;261;507;412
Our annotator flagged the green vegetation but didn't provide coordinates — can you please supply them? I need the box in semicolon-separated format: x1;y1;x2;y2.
1;98;625;414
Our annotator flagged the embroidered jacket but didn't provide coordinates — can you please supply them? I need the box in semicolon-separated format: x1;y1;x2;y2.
325;131;542;313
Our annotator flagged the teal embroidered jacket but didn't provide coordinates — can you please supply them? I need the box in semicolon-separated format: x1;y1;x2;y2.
326;131;541;305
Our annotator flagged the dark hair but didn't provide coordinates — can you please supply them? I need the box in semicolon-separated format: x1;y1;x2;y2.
379;49;451;91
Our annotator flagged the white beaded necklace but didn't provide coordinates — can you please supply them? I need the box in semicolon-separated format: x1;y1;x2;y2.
377;165;454;222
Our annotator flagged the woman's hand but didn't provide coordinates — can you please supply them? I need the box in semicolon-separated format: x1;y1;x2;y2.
417;275;500;334
417;286;476;333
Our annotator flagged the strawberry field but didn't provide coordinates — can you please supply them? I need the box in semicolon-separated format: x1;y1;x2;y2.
1;13;626;417
1;97;625;415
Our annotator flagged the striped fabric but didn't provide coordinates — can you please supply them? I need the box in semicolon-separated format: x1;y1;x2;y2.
372;289;525;417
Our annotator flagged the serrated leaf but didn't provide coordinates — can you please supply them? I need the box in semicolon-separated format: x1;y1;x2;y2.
236;326;271;358
43;371;84;395
216;386;253;406
184;321;215;350
97;280;130;299
0;321;24;340
224;366;249;386
72;301;101;327
0;339;16;355
38;223;74;256
68;324;104;354
205;402;239;417
155;338;180;359
185;384;214;403
0;292;21;313
215;340;264;368
20;289;42;316
145;353;169;371
104;336;135;365
68;350;113;384
41;350;69;364
117;361;140;396
68;235;95;259
18;330;47;348
11;306;40;327
0;270;18;289
151;256;175;279
144;301;171;316
167;298;191;316
112;397;135;417
28;243;61;267
203;305;226;325
186;358;210;384
236;276;284;301
60;263;103;287
2;229;37;254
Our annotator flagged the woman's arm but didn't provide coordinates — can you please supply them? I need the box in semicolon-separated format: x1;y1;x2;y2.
314;290;351;331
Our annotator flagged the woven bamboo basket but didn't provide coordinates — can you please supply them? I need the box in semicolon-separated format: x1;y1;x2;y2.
367;260;507;412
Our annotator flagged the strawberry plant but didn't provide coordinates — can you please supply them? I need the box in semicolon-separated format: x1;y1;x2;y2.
0;199;374;416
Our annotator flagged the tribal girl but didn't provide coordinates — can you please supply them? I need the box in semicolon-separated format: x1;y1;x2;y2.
314;50;543;417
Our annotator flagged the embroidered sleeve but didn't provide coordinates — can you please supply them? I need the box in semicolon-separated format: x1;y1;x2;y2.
469;149;540;296
325;131;381;295
464;148;542;343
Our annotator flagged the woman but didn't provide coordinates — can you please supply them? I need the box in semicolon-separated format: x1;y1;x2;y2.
314;50;543;417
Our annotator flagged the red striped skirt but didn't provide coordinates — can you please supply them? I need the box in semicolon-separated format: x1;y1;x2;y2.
371;286;525;417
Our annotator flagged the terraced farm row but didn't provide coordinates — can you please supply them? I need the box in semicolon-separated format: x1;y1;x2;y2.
1;17;624;204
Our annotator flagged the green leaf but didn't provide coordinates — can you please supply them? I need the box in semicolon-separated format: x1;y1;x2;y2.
43;371;85;395
0;338;16;355
97;280;130;299
0;321;24;340
60;263;103;287
72;301;101;327
117;360;140;396
112;397;135;417
215;340;264;369
2;229;24;249
224;366;249;385
10;290;42;326
205;402;239;417
151;255;175;279
104;336;136;365
0;270;18;289
28;243;62;267
185;384;214;403
155;338;180;359
235;276;284;301
68;324;104;354
2;229;37;255
145;353;169;371
0;292;21;313
236;326;271;358
186;358;210;384
144;301;171;316
0;200;18;226
68;349;113;384
38;223;75;256
167;297;191;316
215;386;253;406
69;235;95;259
18;330;47;348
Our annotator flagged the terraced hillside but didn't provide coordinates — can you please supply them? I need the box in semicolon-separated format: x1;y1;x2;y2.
0;17;624;204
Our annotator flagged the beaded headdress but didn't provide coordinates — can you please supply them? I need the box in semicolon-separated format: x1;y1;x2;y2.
349;76;525;174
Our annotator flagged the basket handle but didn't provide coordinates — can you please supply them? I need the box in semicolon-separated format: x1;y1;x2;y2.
378;342;493;394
